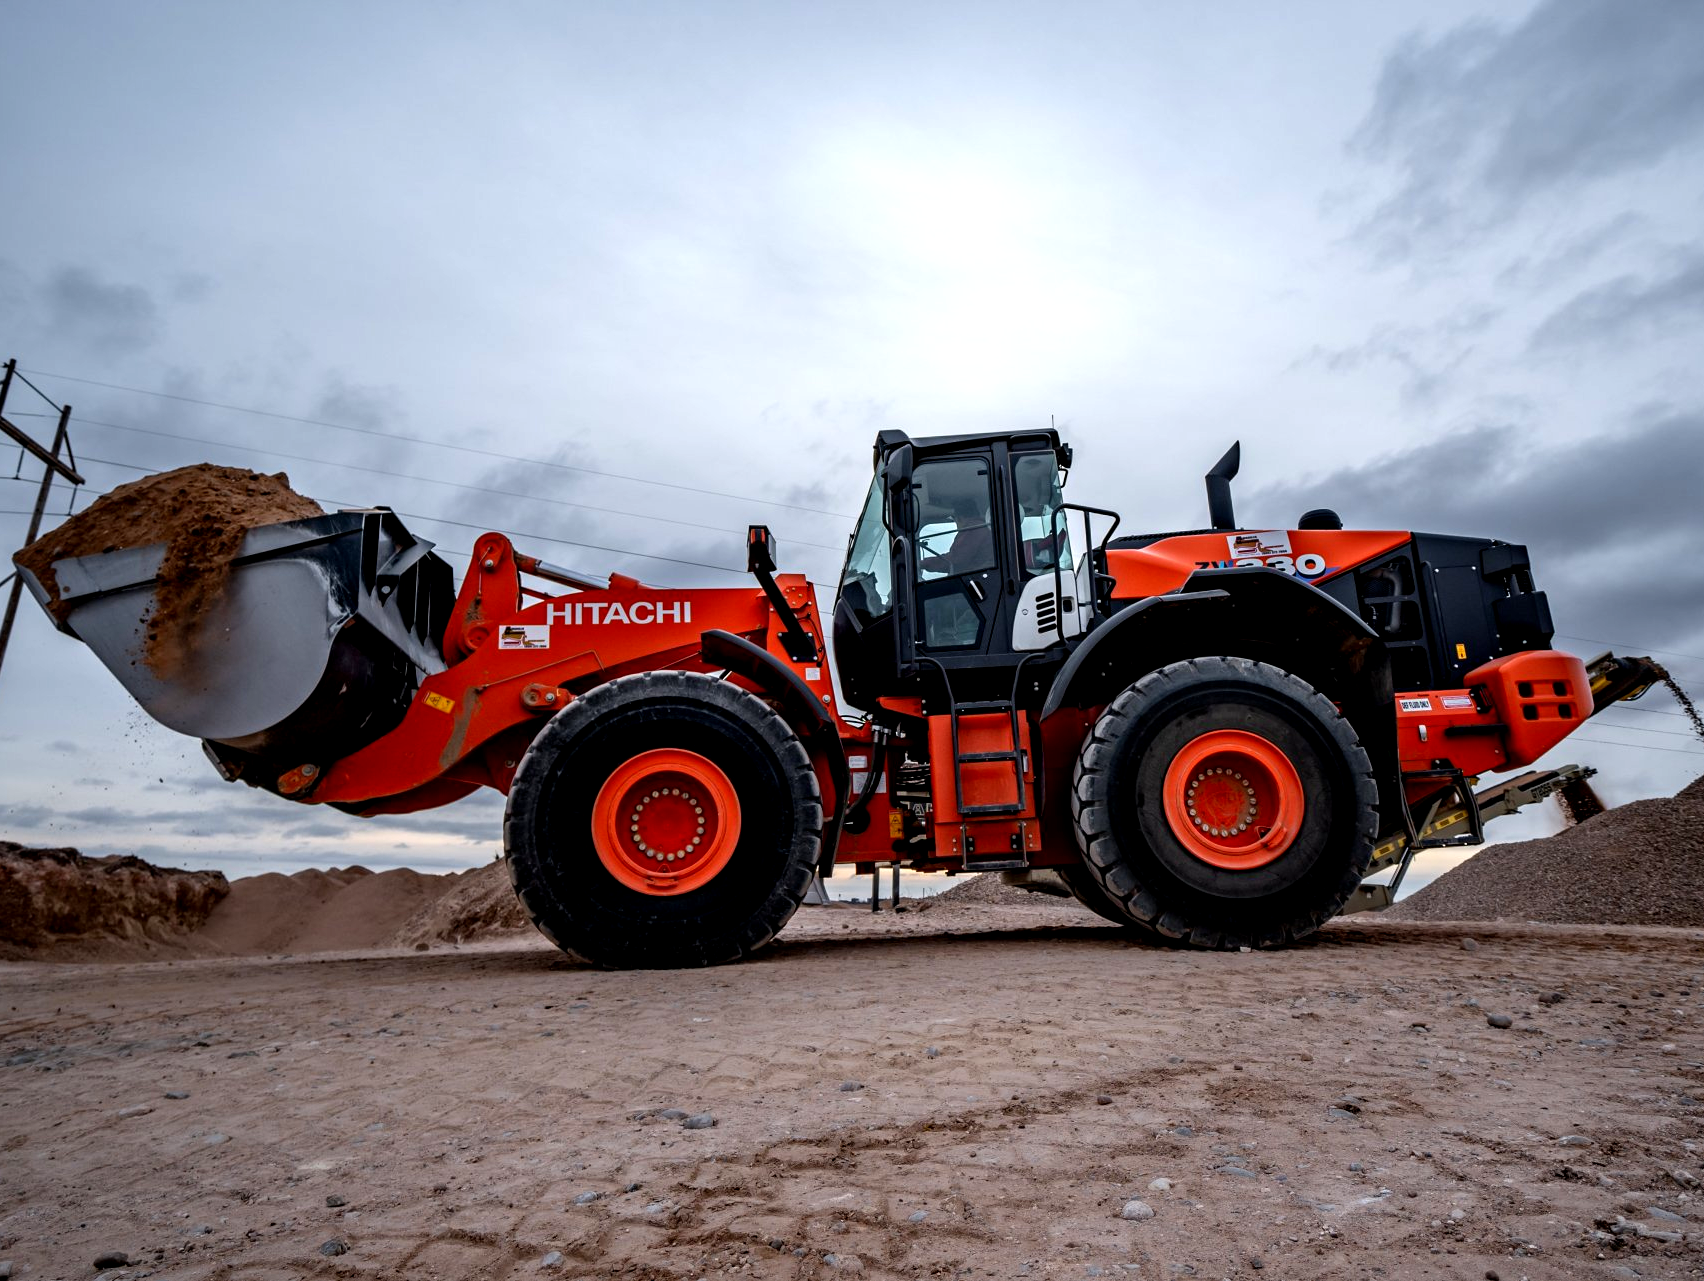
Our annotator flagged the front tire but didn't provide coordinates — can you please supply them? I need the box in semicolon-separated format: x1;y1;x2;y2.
1072;657;1376;949
505;671;822;968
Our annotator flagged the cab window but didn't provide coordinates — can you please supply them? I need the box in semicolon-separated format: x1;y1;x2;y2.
1012;452;1073;579
838;477;893;625
913;457;997;583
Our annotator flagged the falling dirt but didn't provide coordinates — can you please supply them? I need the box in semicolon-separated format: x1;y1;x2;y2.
1650;661;1704;743
12;464;323;676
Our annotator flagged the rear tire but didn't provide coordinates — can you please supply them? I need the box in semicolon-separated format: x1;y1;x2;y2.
1072;657;1376;949
505;671;822;968
1056;864;1154;932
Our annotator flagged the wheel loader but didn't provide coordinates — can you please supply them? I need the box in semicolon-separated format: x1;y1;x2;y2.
16;430;1665;966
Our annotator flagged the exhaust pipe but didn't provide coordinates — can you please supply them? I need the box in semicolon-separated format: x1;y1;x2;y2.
1206;441;1240;531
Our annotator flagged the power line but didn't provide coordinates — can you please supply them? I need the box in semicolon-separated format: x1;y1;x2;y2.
17;409;848;552
1590;715;1704;741
1568;733;1704;758
21;367;859;519
1606;702;1694;720
58;455;761;577
1557;633;1704;666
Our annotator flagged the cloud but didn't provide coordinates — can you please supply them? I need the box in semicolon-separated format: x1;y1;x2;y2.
1294;308;1497;406
45;739;79;753
1495;213;1648;292
1529;246;1704;349
41;266;161;354
1350;0;1704;258
1247;409;1704;658
2;804;55;828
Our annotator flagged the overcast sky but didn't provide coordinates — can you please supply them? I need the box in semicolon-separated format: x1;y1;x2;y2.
2;0;1700;885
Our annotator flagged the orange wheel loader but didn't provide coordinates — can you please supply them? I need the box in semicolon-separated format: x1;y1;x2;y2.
18;431;1665;966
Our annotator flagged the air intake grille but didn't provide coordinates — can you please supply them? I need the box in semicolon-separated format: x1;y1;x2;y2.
1035;593;1059;634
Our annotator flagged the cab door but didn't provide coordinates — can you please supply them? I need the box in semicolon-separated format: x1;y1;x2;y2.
908;452;1005;657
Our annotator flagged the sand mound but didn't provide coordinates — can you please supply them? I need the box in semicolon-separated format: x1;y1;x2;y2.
1;853;537;963
389;859;530;947
197;866;464;955
13;463;323;675
1388;772;1704;926
0;842;229;962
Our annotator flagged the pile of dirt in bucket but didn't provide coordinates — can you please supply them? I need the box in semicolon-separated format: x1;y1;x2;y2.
0;841;230;961
388;859;530;948
13;463;323;675
1387;773;1704;926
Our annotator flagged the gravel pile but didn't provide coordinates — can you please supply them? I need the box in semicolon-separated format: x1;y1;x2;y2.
934;872;1049;906
1387;773;1704;926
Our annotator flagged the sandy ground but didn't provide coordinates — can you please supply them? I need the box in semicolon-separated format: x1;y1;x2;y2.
3;898;1702;1281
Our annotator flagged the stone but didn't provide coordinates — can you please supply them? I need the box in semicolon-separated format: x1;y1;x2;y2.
1120;1199;1155;1221
1327;1108;1359;1121
1215;1166;1259;1180
164;1091;189;1100
326;1194;348;1207
319;1240;348;1256
682;1113;717;1129
1250;1260;1264;1271
1148;1178;1172;1192
93;1252;130;1270
1096;1094;1113;1105
1348;1162;1364;1172
925;1046;940;1058
623;1182;641;1193
1449;1208;1466;1221
909;1211;928;1223
1661;1043;1679;1055
1557;1135;1592;1147
657;1108;688;1120
414;941;429;951
539;1251;564;1269
1171;1126;1193;1138
203;1132;229;1146
1486;1013;1513;1029
116;1104;154;1118
1460;937;1478;951
1647;1206;1685;1223
573;1191;599;1205
0;1260;10;1280
839;1081;864;1092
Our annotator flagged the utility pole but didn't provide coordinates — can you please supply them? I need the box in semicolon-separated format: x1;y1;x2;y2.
0;359;84;681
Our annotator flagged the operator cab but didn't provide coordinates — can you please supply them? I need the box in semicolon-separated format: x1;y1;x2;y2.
832;429;1095;711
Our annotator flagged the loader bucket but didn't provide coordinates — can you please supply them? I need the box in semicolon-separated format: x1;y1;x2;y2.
19;510;454;766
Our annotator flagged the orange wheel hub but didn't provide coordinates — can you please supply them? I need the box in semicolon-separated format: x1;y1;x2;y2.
591;748;741;895
1161;729;1305;870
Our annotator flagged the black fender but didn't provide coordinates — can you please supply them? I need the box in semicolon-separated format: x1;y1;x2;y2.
1041;569;1396;818
701;629;849;873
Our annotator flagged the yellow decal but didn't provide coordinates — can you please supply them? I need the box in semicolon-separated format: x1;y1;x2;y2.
1455;643;1467;660
888;812;905;839
424;692;455;714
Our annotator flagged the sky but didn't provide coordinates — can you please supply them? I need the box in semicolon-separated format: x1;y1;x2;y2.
1;0;1700;891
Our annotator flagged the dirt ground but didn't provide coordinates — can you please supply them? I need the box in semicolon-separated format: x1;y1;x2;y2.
2;899;1701;1281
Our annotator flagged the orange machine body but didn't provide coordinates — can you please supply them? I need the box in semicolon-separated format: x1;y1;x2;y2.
1106;528;1413;600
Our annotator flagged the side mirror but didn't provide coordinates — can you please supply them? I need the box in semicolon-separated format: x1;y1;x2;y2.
885;443;915;533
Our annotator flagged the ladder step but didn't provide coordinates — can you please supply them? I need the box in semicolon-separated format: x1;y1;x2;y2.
960;802;1025;817
964;855;1030;872
959;751;1020;763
